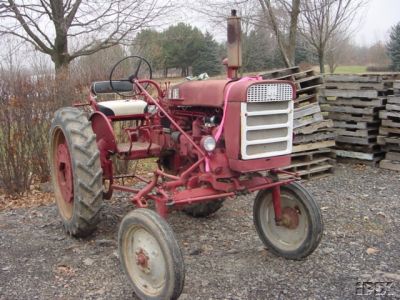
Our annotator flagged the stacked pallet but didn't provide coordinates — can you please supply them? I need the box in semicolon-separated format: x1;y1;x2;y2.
261;67;336;179
378;80;400;170
320;75;389;165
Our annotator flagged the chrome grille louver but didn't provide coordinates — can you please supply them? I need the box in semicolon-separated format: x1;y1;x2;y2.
241;83;293;160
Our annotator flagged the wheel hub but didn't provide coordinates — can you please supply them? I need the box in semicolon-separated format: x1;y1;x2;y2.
56;142;73;203
281;207;300;229
136;248;150;272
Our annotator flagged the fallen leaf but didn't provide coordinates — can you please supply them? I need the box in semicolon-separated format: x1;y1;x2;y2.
366;247;380;255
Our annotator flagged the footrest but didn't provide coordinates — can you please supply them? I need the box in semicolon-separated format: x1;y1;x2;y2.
117;142;161;158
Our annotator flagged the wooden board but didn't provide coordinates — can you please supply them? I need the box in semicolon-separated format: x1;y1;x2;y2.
290;148;333;159
294;119;333;135
335;128;378;137
379;159;400;171
336;135;377;145
333;149;383;161
292;140;335;153
319;97;386;107
321;89;378;99
261;66;300;79
333;120;379;129
335;142;381;153
294;103;321;119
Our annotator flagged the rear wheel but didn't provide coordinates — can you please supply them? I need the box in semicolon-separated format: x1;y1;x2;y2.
253;182;323;260
119;209;185;300
49;107;103;237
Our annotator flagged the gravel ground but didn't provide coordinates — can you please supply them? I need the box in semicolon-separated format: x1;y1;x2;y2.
1;163;400;299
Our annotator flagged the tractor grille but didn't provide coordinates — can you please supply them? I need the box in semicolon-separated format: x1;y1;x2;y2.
241;83;293;160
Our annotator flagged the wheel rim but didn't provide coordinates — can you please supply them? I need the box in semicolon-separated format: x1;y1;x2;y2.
123;225;166;296
259;189;308;251
52;128;74;220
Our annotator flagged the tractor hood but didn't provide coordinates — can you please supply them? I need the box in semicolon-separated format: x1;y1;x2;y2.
167;79;229;107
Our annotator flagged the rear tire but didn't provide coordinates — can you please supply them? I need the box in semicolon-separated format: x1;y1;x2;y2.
253;182;323;260
183;200;224;218
119;209;185;300
49;107;103;237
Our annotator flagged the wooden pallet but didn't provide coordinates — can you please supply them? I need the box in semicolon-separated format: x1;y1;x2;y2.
293;131;336;144
294;103;321;119
294;119;333;135
388;96;400;104
319;96;386;107
293;112;324;129
292;140;336;153
379;127;400;135
324;74;382;83
377;135;400;146
382;119;400;128
332;120;379;129
336;135;377;145
280;149;335;180
323;105;383;115
324;81;387;90
328;112;379;122
321;89;380;99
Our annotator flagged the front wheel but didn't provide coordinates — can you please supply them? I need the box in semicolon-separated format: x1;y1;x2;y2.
253;182;323;260
118;209;185;300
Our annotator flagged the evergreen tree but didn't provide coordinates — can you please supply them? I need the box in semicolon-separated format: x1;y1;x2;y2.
192;32;222;76
132;29;164;72
387;23;400;71
162;23;204;77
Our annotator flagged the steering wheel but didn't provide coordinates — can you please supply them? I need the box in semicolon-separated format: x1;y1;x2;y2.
109;55;153;97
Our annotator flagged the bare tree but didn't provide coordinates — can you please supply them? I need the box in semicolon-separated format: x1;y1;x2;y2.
0;0;169;75
188;0;300;68
258;0;300;67
299;0;367;73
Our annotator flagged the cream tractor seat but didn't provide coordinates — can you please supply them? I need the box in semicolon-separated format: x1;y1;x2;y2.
97;99;148;117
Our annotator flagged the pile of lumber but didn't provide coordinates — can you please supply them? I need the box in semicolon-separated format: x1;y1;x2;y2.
320;74;390;165
261;66;336;179
378;80;400;171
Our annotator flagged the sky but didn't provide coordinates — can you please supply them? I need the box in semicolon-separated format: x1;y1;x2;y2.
355;0;400;46
184;0;400;47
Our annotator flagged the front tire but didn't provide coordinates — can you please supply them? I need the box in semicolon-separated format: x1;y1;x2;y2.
49;107;103;237
118;209;185;300
253;182;323;260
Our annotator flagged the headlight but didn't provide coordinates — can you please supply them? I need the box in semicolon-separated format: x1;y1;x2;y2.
201;136;216;152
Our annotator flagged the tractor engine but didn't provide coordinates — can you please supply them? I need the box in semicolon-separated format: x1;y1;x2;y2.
156;78;294;181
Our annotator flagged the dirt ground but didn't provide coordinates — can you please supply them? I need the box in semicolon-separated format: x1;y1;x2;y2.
1;163;400;299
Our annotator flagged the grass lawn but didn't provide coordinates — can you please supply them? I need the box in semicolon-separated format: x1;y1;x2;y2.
332;65;367;74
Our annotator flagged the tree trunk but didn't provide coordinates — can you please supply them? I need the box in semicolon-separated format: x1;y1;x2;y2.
287;0;301;66
318;50;325;74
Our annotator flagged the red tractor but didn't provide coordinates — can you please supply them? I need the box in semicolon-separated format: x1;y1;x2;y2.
49;10;323;300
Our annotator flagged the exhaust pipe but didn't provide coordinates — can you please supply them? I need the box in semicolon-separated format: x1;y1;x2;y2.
227;9;242;79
